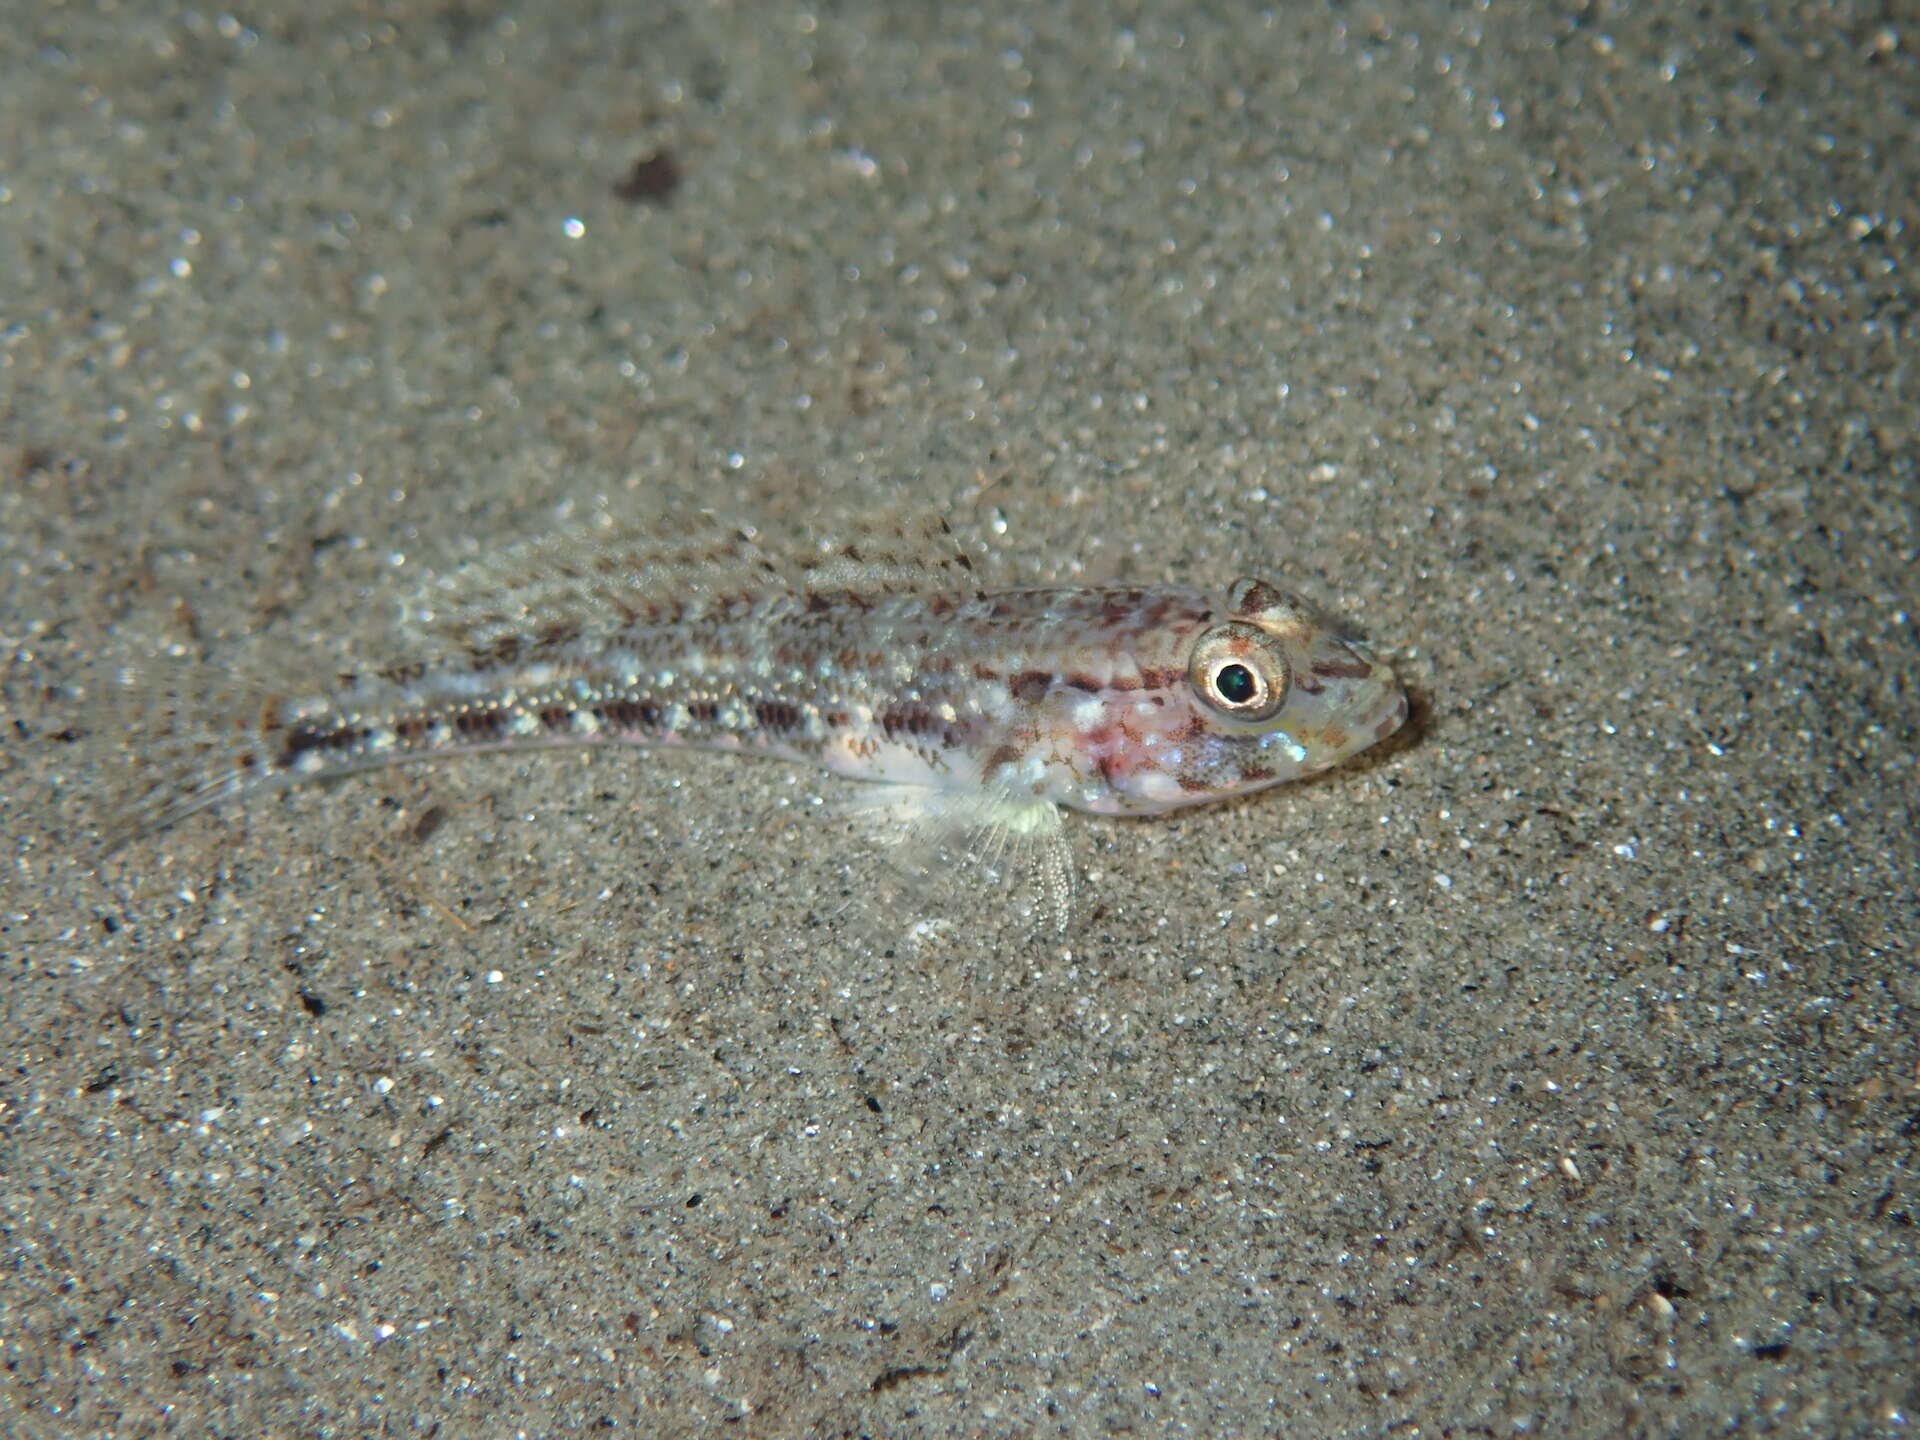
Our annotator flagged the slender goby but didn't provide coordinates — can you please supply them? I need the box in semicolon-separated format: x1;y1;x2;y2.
106;514;1408;923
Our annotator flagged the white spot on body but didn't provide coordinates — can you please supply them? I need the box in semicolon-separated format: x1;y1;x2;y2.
1071;695;1107;729
1134;770;1186;805
1259;730;1311;765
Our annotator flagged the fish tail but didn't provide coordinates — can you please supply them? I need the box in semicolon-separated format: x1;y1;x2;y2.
95;661;307;851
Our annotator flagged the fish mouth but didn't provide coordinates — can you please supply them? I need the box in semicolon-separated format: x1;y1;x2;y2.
1294;642;1406;766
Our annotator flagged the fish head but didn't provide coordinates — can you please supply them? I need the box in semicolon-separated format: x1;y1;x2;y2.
1102;576;1406;813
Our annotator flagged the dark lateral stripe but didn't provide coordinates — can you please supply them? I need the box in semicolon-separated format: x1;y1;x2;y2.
876;705;969;750
754;698;806;734
276;722;368;770
598;698;663;731
454;709;505;738
879;703;936;738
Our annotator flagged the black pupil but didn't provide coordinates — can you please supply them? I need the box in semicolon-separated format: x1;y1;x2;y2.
1215;663;1258;705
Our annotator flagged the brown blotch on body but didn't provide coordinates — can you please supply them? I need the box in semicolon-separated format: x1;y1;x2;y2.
1229;579;1291;618
983;742;1027;777
471;636;522;666
1007;670;1052;704
1121;668;1182;695
1170;714;1211;743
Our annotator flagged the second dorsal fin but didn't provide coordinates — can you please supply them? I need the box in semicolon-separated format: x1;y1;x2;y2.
399;509;983;656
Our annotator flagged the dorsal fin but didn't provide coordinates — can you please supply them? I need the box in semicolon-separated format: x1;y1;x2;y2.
398;509;982;656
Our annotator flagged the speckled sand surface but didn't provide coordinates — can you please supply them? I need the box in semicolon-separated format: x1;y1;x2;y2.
3;3;1915;1435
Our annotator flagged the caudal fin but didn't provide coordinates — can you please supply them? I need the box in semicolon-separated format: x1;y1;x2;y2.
95;661;298;852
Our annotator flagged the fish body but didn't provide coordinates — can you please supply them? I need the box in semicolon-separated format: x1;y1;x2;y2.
107;517;1406;884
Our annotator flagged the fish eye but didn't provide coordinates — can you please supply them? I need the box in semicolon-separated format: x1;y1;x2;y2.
1215;663;1257;705
1189;622;1290;722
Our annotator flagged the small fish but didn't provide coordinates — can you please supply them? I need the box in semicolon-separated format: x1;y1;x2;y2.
103;514;1407;925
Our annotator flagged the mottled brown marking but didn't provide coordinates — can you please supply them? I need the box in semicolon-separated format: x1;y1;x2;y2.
1008;670;1052;703
983;742;1026;776
687;700;719;724
454;710;502;737
1229;578;1290;618
1138;666;1184;692
972;662;1001;683
1170;714;1211;743
395;715;435;743
472;635;522;666
538;705;572;731
1064;673;1103;693
1238;764;1274;783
